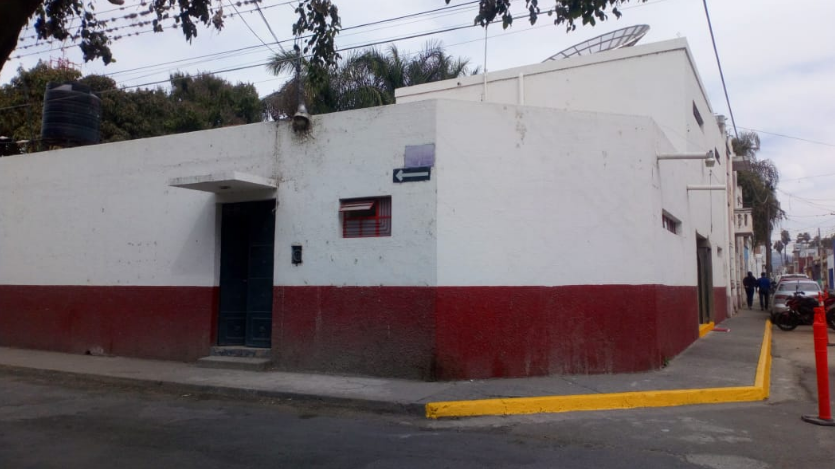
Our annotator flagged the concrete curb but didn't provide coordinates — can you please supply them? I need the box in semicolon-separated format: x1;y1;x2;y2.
0;365;426;417
425;320;772;419
699;321;715;337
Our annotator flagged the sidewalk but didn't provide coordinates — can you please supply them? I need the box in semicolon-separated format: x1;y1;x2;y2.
0;310;771;419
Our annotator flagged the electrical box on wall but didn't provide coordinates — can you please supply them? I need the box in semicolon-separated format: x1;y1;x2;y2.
291;245;302;265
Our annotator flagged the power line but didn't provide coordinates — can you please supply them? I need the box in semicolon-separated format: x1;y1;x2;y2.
1;0;675;109
254;0;288;54
738;126;835;148
228;1;278;54
109;0;667;87
781;172;835;183
11;1;296;58
0;17;477;112
11;0;478;80
701;0;737;138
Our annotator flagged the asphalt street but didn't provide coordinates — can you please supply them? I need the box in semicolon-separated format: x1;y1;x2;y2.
2;320;835;468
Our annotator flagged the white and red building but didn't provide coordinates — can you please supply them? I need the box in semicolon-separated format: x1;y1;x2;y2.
0;38;736;380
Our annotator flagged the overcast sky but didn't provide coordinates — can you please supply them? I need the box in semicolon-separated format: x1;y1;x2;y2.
4;0;833;244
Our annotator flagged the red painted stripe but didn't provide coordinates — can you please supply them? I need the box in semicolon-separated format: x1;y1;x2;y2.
274;285;701;380
0;285;216;361
713;287;729;324
273;286;436;380
1;284;709;380
434;285;698;380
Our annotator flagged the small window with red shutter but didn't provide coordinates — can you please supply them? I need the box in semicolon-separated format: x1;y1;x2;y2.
339;196;392;238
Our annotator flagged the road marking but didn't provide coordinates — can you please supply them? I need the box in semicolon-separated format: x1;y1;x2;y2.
425;320;772;419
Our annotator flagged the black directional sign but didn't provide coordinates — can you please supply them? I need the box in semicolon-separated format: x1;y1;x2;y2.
393;166;431;183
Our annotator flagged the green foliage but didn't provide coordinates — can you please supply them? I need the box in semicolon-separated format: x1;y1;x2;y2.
0;62;81;152
1;0;225;76
169;72;262;131
262;42;475;120
463;0;644;30
736;163;783;247
293;0;341;69
4;1;645;78
733;131;783;273
0;62;262;152
781;229;791;247
289;0;644;74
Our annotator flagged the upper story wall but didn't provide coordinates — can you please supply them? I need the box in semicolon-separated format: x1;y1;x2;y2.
433;100;664;286
397;39;725;156
650;125;729;288
0;124;277;287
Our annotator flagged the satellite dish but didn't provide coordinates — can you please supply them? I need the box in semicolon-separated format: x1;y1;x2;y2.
543;24;650;62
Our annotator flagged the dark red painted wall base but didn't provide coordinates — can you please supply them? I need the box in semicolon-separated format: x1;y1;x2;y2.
713;287;729;324
273;284;701;381
1;284;708;381
0;285;216;361
273;286;436;380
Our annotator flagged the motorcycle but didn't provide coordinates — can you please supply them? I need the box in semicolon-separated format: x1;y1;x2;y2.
826;295;835;331
773;291;835;332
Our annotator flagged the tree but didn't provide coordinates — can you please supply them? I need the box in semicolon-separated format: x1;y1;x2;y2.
293;0;647;69
167;72;262;132
262;42;475;120
796;232;811;244
733;131;782;275
0;61;81;153
3;1;645;76
0;62;261;151
1;0;226;76
773;240;783;267
780;229;791;266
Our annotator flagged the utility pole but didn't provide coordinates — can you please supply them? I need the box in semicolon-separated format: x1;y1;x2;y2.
818;227;823;287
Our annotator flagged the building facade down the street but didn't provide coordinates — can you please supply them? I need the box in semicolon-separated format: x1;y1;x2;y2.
0;38;736;380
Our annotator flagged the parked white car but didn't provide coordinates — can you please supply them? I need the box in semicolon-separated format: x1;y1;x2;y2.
771;279;821;314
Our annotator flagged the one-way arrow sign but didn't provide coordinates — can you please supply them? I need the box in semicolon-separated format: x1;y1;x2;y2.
393;166;431;183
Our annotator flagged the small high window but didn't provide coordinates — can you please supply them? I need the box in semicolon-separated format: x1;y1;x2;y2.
340;196;392;238
662;211;680;234
692;102;704;129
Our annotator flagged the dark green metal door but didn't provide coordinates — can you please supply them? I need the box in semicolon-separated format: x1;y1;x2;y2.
218;200;275;347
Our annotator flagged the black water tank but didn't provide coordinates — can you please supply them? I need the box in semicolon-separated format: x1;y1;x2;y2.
41;81;101;146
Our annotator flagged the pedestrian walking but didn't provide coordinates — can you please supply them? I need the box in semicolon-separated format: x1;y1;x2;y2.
756;272;772;311
743;271;757;309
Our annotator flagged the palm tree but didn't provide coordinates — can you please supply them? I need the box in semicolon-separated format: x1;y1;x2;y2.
781;229;791;267
774;240;784;271
733;131;783;274
262;42;475;121
353;41;475;95
732;131;760;160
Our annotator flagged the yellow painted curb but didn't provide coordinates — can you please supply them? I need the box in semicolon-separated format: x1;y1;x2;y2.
425;320;772;419
699;322;715;337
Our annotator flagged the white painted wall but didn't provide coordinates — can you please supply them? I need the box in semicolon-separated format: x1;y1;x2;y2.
0;102;441;289
1;70;730;293
273;101;438;287
0;124;277;286
399;39;711;153
435;100;686;286
398;38;731;291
